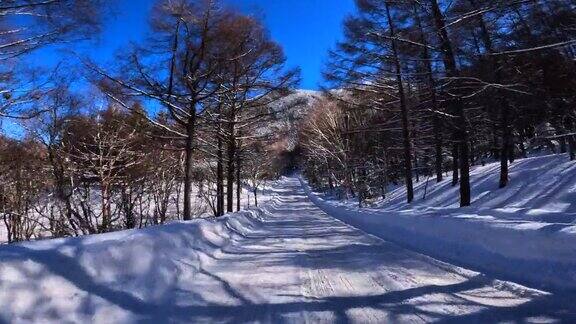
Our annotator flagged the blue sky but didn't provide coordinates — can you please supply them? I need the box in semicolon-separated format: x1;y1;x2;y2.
28;0;357;90
4;1;356;136
230;0;357;89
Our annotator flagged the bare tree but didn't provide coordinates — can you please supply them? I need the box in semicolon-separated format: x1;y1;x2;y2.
93;0;239;220
0;0;106;119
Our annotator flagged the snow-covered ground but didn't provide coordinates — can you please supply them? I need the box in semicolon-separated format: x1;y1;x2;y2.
1;176;575;323
303;154;576;292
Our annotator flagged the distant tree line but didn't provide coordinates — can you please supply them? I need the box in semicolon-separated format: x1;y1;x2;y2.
0;0;298;243
300;0;576;207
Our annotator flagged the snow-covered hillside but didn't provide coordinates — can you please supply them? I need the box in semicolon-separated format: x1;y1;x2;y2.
378;154;576;218
303;154;576;292
260;89;323;150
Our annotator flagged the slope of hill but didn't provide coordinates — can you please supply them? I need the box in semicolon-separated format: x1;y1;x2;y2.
303;154;576;292
260;89;323;150
379;154;576;222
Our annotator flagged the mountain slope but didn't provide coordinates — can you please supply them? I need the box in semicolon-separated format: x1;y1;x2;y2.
303;154;576;292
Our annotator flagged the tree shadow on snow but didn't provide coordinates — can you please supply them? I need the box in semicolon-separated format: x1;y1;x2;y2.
1;244;575;323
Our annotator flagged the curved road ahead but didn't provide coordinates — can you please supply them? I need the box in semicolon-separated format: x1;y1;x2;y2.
192;177;573;323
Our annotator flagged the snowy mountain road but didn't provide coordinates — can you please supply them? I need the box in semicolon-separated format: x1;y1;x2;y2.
1;177;574;323
182;177;573;323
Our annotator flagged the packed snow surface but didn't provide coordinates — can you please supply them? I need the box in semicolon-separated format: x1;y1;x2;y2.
0;176;574;323
303;154;576;292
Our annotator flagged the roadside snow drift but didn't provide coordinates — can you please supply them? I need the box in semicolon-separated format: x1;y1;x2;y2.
2;177;573;323
0;204;277;323
302;154;576;292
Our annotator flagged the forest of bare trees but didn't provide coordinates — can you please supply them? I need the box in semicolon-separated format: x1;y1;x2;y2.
0;0;299;243
301;0;576;207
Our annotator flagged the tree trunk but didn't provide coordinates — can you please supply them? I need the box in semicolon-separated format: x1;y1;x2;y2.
469;138;476;166
385;1;414;203
381;152;389;199
434;116;443;183
216;129;224;216
567;120;576;161
122;187;136;229
101;183;111;232
431;0;470;206
470;0;512;188
236;146;241;212
48;148;79;235
226;133;235;213
492;130;500;160
569;135;576;161
459;128;472;206
183;116;196;220
499;106;513;181
415;155;420;183
559;136;567;153
451;143;459;186
414;3;443;183
343;114;353;199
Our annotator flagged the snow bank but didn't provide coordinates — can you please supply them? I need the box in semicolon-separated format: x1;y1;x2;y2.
0;189;283;323
0;181;275;244
301;154;576;292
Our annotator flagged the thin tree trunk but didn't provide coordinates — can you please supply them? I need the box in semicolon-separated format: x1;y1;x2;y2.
343;113;353;198
499;102;511;187
451;143;459;186
415;3;443;183
434;116;443;182
183;115;196;220
236;146;241;212
569;135;576;161
470;0;512;188
101;183;111;232
385;1;414;203
226;132;235;213
216;126;224;216
415;155;420;183
492;130;500;160
431;0;470;206
458;124;472;206
381;152;389;199
469;138;476;166
568;120;576;161
559;136;567;153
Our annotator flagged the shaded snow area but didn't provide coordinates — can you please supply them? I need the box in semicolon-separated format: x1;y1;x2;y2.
303;154;576;294
2;177;575;323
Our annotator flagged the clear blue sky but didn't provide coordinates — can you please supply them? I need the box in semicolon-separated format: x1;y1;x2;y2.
28;0;356;90
230;0;356;89
4;1;355;136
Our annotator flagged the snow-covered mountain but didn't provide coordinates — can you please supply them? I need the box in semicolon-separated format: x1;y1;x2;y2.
259;89;323;151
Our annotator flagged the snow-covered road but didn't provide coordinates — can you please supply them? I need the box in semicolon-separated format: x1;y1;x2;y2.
1;177;574;323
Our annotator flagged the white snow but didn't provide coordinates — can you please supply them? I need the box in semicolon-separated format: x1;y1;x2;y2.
302;154;576;292
1;176;574;323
